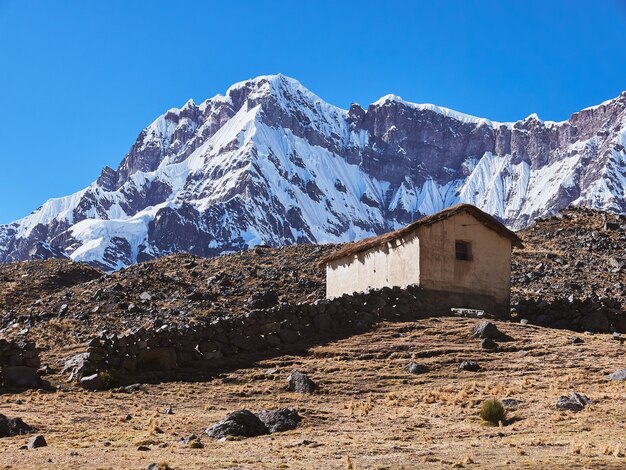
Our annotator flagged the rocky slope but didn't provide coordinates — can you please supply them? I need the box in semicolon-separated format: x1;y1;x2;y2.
0;75;625;270
0;208;623;348
511;208;625;332
0;244;337;347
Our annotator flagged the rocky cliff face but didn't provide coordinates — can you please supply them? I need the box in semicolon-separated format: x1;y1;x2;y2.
1;75;625;270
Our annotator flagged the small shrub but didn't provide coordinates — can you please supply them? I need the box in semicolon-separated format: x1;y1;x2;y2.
98;371;112;388
480;398;505;425
188;439;204;449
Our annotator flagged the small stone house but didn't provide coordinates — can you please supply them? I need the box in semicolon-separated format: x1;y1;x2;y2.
320;204;523;316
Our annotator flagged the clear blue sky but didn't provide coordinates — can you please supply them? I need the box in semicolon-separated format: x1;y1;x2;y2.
1;0;625;224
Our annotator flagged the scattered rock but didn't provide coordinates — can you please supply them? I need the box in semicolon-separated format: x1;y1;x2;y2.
298;439;320;447
500;398;521;409
246;290;278;309
472;321;511;341
256;408;301;433
480;338;497;350
27;435;47;449
287;371;317;393
180;434;198;445
38;364;54;375
205;410;269;439
0;414;34;437
405;362;429;374
459;361;480;372
111;384;143;393
137;445;150;451
606;369;626;381
164;406;173;415
556;392;590;412
139;291;153;301
80;373;106;390
568;336;584;344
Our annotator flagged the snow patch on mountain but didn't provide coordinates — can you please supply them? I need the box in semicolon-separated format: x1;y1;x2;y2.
1;75;625;270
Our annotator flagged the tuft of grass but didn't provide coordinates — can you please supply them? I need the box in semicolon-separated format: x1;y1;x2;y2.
480;399;505;425
188;439;204;449
98;371;112;388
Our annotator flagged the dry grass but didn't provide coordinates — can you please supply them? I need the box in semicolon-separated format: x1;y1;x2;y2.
0;317;625;469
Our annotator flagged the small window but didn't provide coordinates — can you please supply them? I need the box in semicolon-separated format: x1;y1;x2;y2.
455;240;472;261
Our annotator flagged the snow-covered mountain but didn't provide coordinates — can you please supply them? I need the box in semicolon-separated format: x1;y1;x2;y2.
1;75;625;270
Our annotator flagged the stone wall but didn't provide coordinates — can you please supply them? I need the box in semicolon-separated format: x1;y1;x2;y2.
76;284;479;381
513;296;625;333
0;339;41;389
0;339;40;370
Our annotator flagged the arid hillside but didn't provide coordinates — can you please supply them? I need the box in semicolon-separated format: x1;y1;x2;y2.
0;208;624;469
0;207;624;349
0;317;624;469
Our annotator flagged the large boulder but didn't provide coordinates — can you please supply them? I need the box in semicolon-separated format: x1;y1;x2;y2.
205;410;269;439
62;353;95;382
256;409;301;433
2;366;41;389
287;371;317;393
0;414;34;437
80;373;106;390
472;322;511;341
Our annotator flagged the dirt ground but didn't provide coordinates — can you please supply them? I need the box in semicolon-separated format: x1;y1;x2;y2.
0;316;624;469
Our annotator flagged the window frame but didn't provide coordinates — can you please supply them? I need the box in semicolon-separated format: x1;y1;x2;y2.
455;240;472;261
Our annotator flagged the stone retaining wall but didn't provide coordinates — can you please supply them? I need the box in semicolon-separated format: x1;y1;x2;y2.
76;284;494;381
513;296;625;333
0;339;40;370
0;339;41;389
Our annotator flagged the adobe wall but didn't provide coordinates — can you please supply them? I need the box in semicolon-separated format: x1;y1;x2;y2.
418;212;512;306
326;232;421;298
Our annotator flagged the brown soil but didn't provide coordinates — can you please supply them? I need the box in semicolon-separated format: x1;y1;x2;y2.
1;317;625;469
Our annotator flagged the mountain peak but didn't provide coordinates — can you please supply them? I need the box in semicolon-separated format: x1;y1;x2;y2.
221;74;311;103
1;77;624;271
